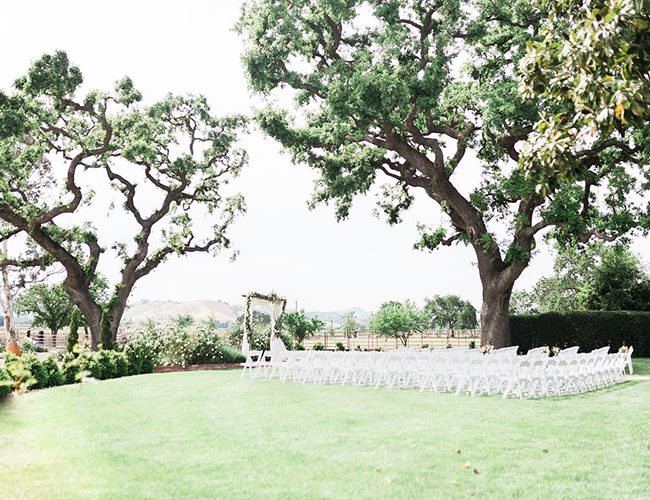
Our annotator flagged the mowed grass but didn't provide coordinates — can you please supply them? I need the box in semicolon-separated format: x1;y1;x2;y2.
631;357;650;376
0;365;649;500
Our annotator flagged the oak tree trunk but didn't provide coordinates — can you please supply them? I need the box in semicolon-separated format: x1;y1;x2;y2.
479;285;513;349
64;279;103;351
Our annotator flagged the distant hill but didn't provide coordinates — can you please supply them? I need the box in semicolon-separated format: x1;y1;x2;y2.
123;300;370;327
123;299;241;324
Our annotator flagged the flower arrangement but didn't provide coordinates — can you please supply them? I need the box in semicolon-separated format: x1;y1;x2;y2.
619;345;630;353
480;344;493;354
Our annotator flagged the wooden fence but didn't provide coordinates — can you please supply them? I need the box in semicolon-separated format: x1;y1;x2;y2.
301;329;480;351
12;328;121;350
11;326;478;352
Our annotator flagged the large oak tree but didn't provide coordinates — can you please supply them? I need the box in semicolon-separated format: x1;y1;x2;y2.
238;0;650;347
0;52;247;349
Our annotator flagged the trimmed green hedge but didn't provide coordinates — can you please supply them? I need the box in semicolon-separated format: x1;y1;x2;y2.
510;311;650;356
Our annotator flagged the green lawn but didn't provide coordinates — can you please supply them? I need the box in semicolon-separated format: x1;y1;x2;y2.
632;357;650;376
0;367;649;500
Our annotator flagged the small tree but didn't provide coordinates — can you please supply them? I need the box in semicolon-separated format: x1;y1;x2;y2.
15;283;73;339
100;310;113;351
340;311;358;339
282;310;325;346
369;301;426;347
424;295;478;330
67;308;80;353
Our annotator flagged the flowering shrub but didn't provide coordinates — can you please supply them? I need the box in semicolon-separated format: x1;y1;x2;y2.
121;320;245;367
552;346;561;356
121;321;161;373
619;345;630;353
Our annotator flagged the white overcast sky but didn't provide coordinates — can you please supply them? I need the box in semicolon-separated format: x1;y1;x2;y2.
6;0;638;314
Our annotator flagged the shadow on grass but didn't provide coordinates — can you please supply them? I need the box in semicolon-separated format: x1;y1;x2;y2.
0;393;13;409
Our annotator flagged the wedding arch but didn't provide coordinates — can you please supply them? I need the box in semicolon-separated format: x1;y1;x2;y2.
241;291;286;355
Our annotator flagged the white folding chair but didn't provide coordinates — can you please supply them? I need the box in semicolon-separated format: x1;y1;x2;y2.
241;349;264;379
626;346;634;374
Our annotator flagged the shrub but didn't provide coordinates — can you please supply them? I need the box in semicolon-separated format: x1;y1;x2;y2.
186;324;226;365
218;344;246;364
0;367;12;396
42;356;63;387
4;354;36;393
140;357;155;374
122;322;161;371
111;351;130;378
126;350;143;376
85;354;102;380
313;342;324;351
88;350;118;380
19;337;35;353
61;352;81;385
21;354;49;390
294;343;306;351
422;343;430;349
336;342;346;351
510;311;650;356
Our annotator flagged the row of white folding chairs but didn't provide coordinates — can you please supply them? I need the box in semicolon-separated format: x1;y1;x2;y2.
274;348;426;388
270;347;506;390
500;348;631;399
243;344;632;399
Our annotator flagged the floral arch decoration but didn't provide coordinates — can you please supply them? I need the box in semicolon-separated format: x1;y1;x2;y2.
242;291;287;355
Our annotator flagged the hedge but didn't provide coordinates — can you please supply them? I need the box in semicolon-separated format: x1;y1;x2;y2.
510;311;650;356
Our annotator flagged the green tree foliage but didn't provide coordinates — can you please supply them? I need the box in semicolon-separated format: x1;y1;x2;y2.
534;248;598;312
424;295;478;330
67;308;80;353
369;300;426;347
340;311;359;339
174;314;195;328
519;0;650;190
0;51;248;350
585;246;650;311
14;282;72;335
282;310;325;345
509;290;539;315
531;244;650;312
237;0;650;347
